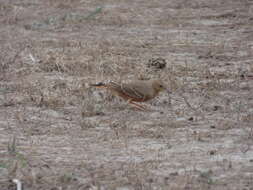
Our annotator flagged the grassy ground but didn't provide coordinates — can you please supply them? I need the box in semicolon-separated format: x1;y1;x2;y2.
0;0;253;189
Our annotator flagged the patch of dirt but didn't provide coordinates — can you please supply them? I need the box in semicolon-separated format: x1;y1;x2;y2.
0;0;253;189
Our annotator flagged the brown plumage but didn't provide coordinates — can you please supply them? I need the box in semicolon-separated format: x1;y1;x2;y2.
90;79;169;110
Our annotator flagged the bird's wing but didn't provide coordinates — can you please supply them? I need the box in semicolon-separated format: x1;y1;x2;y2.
108;81;146;100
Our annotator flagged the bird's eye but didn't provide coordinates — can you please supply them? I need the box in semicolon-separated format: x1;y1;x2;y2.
160;85;163;87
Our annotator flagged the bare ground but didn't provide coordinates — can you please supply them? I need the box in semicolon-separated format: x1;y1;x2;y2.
0;0;253;189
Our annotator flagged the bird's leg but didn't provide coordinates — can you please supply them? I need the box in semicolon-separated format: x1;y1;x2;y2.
127;99;147;111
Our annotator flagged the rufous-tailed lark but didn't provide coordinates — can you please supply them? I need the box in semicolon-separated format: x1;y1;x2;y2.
90;79;170;110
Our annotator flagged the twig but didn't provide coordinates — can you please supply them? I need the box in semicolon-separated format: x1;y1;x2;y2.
12;179;22;190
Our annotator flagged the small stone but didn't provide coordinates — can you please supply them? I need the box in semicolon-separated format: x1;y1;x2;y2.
188;117;194;121
213;105;222;111
146;57;167;70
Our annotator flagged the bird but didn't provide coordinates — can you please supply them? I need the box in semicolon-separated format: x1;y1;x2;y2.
90;79;170;110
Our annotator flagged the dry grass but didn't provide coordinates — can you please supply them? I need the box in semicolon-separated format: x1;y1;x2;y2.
0;0;253;189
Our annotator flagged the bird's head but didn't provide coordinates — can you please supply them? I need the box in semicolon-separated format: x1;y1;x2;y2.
152;79;171;94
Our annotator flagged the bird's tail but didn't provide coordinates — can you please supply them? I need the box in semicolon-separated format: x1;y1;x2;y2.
89;82;107;88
